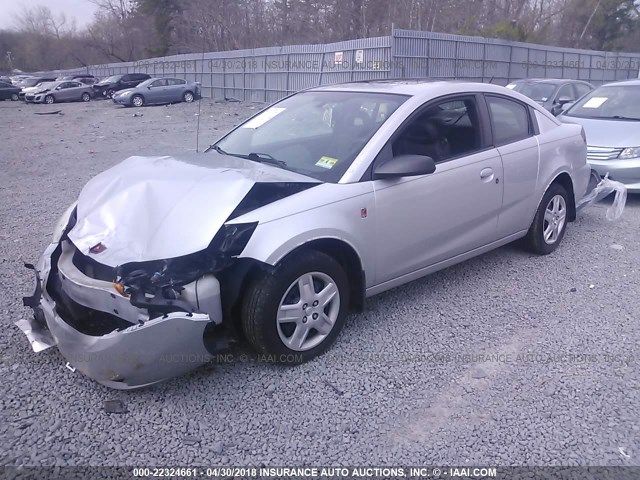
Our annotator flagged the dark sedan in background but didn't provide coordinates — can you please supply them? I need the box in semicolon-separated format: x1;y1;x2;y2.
506;78;594;116
0;80;21;100
92;73;151;99
112;77;200;107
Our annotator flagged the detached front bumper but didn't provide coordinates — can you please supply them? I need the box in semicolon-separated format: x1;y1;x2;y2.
18;241;223;389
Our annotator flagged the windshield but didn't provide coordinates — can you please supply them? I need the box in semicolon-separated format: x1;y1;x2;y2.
101;75;122;84
510;83;557;102
35;82;55;91
215;91;408;182
564;85;640;120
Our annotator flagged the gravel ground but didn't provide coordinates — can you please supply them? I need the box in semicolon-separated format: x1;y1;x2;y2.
1;98;639;468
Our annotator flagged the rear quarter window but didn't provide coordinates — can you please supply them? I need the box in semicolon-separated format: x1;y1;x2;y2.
486;96;533;145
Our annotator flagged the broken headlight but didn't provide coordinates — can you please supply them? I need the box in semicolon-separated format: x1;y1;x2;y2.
51;202;77;244
116;222;257;304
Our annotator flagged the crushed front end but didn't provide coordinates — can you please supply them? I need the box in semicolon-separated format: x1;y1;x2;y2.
18;207;234;390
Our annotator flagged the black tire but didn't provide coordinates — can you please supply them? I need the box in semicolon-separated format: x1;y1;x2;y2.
523;183;569;255
81;92;91;102
44;95;55;105
241;250;350;363
131;94;144;107
106;89;115;99
182;91;195;103
10;93;19;101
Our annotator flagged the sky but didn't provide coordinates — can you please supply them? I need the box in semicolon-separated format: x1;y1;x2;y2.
0;0;98;30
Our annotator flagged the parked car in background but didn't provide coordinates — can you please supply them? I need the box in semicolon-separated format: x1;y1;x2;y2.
19;80;592;389
25;80;94;104
20;82;52;100
506;79;594;116
560;79;640;192
10;75;31;84
17;76;57;90
0;80;21;100
112;77;200;107
56;74;98;85
92;73;151;99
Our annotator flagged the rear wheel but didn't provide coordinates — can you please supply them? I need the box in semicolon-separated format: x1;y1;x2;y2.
183;91;194;103
241;250;349;363
131;94;144;107
81;92;91;102
523;183;569;255
10;93;19;101
44;95;55;105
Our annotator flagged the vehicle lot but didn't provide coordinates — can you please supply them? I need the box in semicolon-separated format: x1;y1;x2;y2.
1;99;639;467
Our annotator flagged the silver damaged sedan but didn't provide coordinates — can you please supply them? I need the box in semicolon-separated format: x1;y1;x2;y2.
19;80;592;389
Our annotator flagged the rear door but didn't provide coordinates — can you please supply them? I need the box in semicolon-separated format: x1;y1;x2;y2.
484;94;540;237
166;78;187;102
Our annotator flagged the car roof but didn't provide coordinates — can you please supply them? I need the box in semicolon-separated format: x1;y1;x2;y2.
510;78;590;85
311;79;533;98
602;78;640;87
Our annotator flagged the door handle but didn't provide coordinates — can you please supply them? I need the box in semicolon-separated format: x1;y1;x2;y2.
480;167;494;182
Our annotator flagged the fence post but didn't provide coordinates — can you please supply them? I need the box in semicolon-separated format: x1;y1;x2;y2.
389;25;395;80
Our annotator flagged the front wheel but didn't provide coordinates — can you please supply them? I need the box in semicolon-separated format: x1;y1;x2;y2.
241;250;349;363
106;89;115;99
131;94;144;107
44;95;55;105
10;93;19;101
523;183;569;255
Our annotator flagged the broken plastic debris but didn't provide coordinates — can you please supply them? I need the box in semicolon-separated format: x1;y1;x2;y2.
576;173;627;221
104;400;128;414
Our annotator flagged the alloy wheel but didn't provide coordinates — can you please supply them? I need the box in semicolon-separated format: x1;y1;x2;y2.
543;194;567;244
276;272;340;352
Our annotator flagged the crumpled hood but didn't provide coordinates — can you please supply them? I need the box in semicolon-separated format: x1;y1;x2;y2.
68;153;317;267
560;115;640;148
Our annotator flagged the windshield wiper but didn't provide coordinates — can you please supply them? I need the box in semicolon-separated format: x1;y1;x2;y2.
246;152;287;167
206;144;228;154
206;145;287;167
611;115;640;121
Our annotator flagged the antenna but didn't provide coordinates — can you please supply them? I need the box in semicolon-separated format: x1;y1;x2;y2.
196;26;205;152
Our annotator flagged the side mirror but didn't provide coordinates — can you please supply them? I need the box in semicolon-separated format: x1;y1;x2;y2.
560;101;575;113
373;154;436;180
556;96;572;106
147;86;152;89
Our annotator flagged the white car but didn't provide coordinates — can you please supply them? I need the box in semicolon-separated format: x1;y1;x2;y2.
19;80;592;389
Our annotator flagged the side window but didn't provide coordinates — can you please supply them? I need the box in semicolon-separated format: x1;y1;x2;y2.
575;83;592;98
168;78;185;86
151;79;167;87
486;96;532;146
121;74;132;82
556;84;575;101
70;82;81;88
391;97;483;163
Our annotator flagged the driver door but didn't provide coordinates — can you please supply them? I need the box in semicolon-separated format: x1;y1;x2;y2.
145;78;169;103
372;95;504;285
